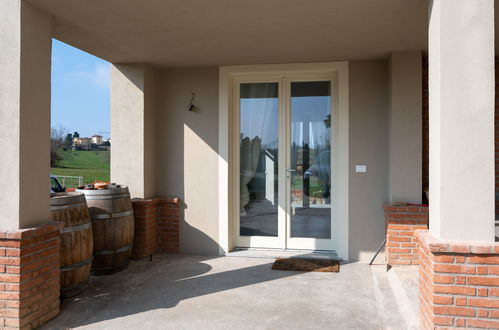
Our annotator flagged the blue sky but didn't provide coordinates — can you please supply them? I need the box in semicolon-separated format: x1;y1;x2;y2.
51;39;110;139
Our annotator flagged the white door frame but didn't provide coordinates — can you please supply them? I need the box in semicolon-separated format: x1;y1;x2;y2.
219;62;349;259
232;75;286;249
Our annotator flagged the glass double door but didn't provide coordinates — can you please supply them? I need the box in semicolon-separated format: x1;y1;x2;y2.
236;74;335;251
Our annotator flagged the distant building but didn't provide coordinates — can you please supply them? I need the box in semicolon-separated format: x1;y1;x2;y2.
73;137;91;150
73;135;110;150
91;135;103;145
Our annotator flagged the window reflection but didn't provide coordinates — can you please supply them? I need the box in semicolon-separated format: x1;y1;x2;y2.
239;83;279;237
290;81;332;239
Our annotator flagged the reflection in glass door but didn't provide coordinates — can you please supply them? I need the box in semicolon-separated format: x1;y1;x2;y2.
239;82;279;238
235;76;335;251
288;81;332;240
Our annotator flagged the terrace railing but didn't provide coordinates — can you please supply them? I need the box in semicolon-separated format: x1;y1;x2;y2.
54;175;83;188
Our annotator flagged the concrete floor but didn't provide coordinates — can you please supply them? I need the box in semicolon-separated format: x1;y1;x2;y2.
41;254;419;330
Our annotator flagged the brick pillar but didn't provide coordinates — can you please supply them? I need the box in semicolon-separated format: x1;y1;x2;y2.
157;198;181;253
416;230;499;329
384;205;428;265
131;199;158;259
0;222;62;329
130;198;181;257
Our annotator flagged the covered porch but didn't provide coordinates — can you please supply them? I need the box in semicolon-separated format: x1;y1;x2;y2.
0;0;498;328
40;254;419;329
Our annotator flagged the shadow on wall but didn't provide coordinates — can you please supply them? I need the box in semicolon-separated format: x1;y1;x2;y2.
155;67;221;256
181;215;221;255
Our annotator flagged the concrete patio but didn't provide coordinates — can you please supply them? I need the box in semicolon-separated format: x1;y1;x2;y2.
41;254;418;330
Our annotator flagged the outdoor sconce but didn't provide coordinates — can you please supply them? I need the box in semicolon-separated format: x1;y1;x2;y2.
189;92;196;111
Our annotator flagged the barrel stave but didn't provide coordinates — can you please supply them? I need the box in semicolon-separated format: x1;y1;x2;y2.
50;192;93;298
76;186;134;275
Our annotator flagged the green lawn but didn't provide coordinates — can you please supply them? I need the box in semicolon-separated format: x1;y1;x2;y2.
51;150;110;187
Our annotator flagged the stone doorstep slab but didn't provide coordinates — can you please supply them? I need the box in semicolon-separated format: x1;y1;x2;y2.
227;248;342;261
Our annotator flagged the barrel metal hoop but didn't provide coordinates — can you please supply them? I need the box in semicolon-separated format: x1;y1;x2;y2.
60;222;92;233
91;210;133;220
93;245;132;256
50;202;87;211
83;194;130;200
50;193;86;206
60;257;94;272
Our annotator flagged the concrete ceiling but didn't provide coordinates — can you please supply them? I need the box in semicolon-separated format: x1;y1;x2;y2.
27;0;432;68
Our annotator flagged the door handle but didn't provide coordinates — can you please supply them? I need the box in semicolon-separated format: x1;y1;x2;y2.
286;168;296;178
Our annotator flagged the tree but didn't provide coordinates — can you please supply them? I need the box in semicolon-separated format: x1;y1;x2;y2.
64;133;73;149
51;126;68;167
73;131;80;138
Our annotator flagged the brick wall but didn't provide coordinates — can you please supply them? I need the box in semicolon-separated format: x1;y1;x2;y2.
416;230;499;329
157;198;181;253
384;205;429;265
0;222;63;329
131;197;181;258
131;199;158;259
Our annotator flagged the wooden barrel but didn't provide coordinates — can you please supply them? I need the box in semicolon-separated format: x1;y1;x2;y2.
76;186;134;275
50;192;93;298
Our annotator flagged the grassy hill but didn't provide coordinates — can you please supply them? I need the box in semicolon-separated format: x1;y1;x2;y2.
51;150;110;187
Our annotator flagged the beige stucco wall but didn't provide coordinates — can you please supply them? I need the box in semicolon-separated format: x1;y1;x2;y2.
348;60;390;261
111;64;158;199
144;66;158;198
429;0;495;242
151;61;393;260
388;51;422;204
155;67;220;255
0;1;52;229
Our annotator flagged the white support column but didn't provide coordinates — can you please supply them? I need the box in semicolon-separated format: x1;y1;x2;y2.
388;51;423;204
0;0;52;229
429;0;495;241
111;64;157;198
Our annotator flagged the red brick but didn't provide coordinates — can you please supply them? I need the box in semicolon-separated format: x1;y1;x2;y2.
433;315;453;326
477;309;489;318
466;319;499;329
433;306;475;317
454;297;466;306
487;265;499;275
477;265;490;275
433;285;476;296
455;276;466;285
467;276;499;286
433;275;455;284
434;264;476;274
467;255;499;264
434;295;453;305
434;255;454;263
468;298;499;309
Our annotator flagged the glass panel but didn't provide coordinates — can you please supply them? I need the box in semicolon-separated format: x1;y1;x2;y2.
290;81;331;238
239;83;279;236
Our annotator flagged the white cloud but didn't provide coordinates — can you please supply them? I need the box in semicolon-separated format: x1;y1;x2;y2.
71;63;110;89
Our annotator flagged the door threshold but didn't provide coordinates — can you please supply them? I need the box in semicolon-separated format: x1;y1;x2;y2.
226;248;341;261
